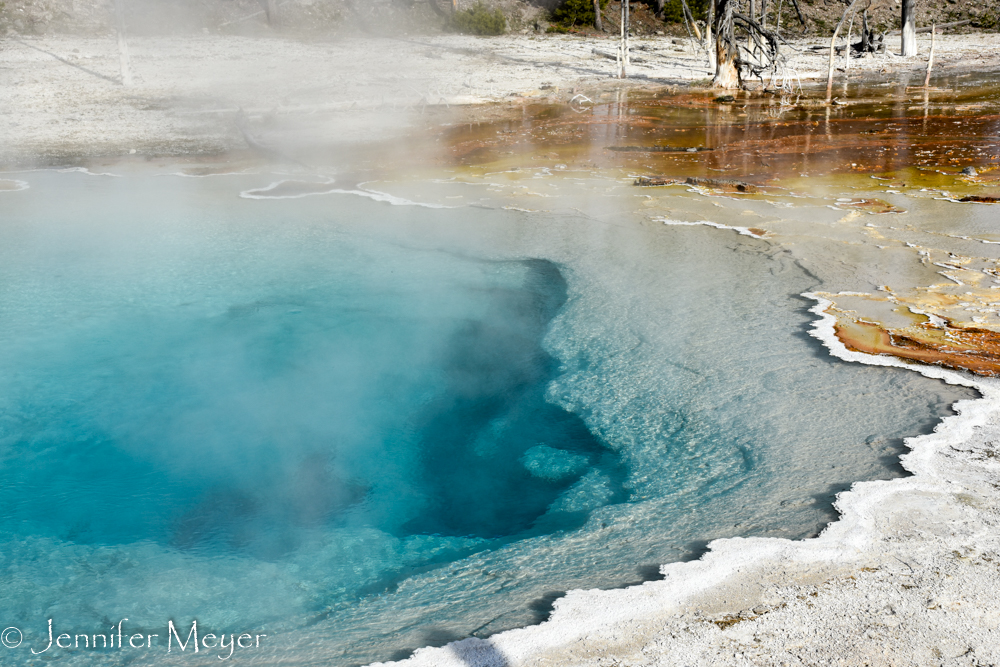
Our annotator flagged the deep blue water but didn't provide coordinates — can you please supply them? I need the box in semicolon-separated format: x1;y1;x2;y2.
0;254;617;555
0;171;976;666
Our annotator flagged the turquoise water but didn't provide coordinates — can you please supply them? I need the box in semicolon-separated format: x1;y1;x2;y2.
0;171;975;666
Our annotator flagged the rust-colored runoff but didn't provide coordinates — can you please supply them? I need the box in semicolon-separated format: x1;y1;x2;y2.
835;316;1000;377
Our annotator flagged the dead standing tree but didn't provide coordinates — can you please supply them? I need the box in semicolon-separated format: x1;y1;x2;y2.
112;0;132;86
901;0;916;54
712;0;786;89
261;0;281;27
617;0;630;78
712;0;739;87
826;0;865;101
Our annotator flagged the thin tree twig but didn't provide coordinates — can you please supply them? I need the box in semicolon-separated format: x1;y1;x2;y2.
924;23;936;87
844;9;855;68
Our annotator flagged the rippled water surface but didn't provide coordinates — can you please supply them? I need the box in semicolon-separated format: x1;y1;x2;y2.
0;170;976;666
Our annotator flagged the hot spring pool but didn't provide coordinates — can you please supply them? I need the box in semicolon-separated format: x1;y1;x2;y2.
0;169;975;666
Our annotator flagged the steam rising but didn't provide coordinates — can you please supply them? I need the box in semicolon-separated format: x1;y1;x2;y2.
0;171;976;666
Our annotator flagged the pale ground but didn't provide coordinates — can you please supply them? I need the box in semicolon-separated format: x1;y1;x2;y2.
7;29;1000;667
3;32;1000;163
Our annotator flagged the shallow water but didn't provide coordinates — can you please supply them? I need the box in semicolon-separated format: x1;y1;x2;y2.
414;73;1000;187
0;170;976;666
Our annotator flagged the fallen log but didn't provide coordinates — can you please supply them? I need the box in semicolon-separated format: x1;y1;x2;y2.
592;48;647;64
633;176;761;192
634;176;678;186
685;176;760;192
611;146;713;153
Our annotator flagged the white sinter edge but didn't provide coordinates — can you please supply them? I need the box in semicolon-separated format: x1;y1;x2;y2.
0;179;30;192
239;178;338;199
163;170;257;178
656;218;766;239
55;167;122;177
368;290;1000;667
240;179;454;208
1;167;121;177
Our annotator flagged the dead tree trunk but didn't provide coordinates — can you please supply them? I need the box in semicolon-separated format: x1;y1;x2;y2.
712;0;783;88
681;0;701;39
264;0;281;28
706;0;715;64
617;0;630;78
901;0;916;55
859;10;872;50
787;0;807;30
827;0;864;101
713;0;739;88
924;23;935;86
594;0;603;30
113;0;132;86
844;8;855;65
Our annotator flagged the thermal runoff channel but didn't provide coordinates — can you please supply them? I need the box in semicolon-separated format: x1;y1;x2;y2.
0;171;974;666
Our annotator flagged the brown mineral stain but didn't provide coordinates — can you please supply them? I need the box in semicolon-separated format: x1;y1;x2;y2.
297;72;1000;207
422;74;1000;188
712;615;753;630
959;195;1000;204
834;315;1000;377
